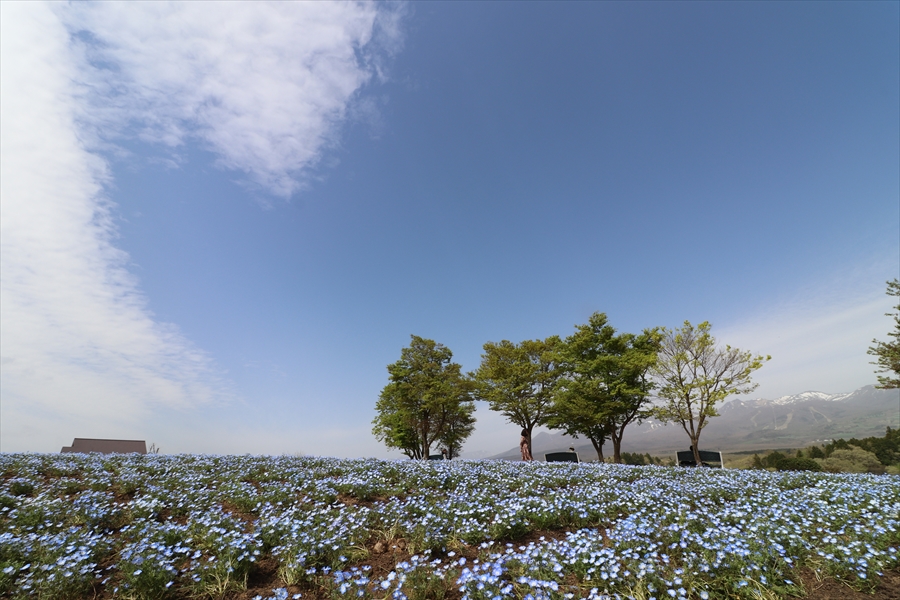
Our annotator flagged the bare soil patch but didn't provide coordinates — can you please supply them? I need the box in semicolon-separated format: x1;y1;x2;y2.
800;567;900;600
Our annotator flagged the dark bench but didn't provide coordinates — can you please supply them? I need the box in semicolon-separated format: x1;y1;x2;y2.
427;453;444;460
545;451;579;463
676;449;723;468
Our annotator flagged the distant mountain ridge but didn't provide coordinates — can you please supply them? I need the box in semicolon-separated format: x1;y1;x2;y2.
486;385;900;460
766;390;853;404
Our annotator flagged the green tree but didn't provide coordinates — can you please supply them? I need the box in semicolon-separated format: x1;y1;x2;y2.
548;313;661;463
372;336;475;460
807;445;825;460
868;278;900;389
824;438;851;457
471;336;562;459
371;393;422;459
546;385;612;461
818;447;886;474
621;452;648;465
762;451;788;469
831;427;900;467
437;398;476;459
653;321;770;467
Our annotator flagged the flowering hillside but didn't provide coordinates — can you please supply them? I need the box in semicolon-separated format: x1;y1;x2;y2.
0;453;897;599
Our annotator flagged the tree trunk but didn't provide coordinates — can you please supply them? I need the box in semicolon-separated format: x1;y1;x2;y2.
590;436;605;462
688;415;707;466
691;436;702;466
525;426;534;460
679;416;703;466
420;425;430;461
420;413;437;460
691;415;708;466
611;423;628;464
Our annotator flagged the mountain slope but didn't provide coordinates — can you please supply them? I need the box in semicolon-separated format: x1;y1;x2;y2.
487;385;900;460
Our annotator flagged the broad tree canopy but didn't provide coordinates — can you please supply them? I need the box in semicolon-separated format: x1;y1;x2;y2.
548;312;659;462
372;336;475;459
471;336;562;456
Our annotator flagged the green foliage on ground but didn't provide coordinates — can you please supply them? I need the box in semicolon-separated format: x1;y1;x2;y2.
818;447;886;475
836;426;900;467
746;427;898;474
750;451;823;472
620;452;672;466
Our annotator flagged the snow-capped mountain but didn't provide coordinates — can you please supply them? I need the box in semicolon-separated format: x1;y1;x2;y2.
488;385;900;460
771;391;850;404
737;390;853;406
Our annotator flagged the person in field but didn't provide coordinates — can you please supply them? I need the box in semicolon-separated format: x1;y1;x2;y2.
520;429;533;461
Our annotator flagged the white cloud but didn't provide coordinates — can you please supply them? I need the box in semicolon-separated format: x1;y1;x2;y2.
0;2;401;452
716;269;897;399
59;1;403;197
0;2;229;452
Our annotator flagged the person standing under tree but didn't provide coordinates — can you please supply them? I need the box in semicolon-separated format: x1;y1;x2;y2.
520;429;533;461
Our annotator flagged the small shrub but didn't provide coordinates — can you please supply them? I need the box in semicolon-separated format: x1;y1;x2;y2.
776;457;822;472
817;447;886;474
764;451;788;469
9;480;34;497
15;505;48;531
621;452;646;465
61;479;87;496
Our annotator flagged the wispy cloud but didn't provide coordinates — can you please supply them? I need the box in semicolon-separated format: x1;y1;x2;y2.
0;2;228;451
60;1;404;198
717;266;898;399
0;1;402;452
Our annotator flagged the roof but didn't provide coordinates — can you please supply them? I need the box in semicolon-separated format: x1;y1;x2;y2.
61;438;147;454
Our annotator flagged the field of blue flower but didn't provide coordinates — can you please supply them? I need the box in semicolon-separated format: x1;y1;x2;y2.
0;453;897;600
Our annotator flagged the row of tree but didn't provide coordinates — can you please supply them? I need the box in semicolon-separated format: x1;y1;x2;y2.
372;313;770;465
374;277;898;464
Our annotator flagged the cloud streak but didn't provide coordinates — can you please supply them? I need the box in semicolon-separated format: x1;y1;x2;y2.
61;1;402;197
0;1;401;452
0;2;231;451
717;269;897;399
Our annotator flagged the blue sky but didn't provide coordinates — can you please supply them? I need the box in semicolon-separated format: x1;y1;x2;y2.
2;1;898;458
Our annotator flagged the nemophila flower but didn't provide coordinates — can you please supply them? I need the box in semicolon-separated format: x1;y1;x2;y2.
3;454;900;598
